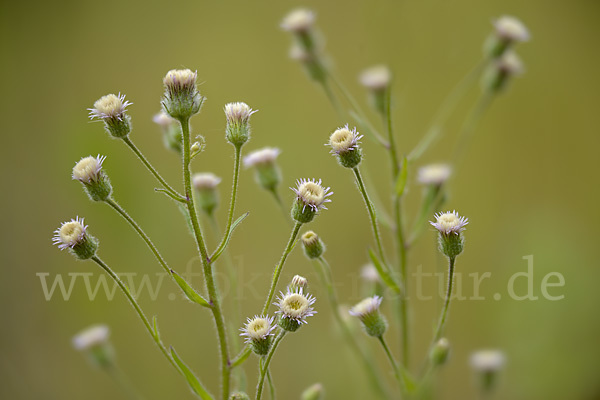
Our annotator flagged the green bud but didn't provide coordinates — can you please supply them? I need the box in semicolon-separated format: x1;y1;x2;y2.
291;198;317;223
224;102;256;148
288;275;308;292
162;69;204;120
301;230;325;259
88;94;132;138
430;338;450;366
301;383;324;400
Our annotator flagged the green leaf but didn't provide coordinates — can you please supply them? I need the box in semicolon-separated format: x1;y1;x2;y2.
368;249;402;294
394;156;408;197
170;347;213;400
171;270;210;307
211;212;249;263
400;366;418;393
152;316;160;340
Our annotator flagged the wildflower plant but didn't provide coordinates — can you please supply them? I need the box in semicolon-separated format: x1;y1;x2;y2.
52;8;529;400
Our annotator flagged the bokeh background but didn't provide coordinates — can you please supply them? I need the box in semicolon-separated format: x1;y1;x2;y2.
2;0;599;399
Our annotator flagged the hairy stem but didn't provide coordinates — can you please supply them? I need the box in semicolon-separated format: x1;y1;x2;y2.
256;331;286;400
432;257;456;342
378;336;407;397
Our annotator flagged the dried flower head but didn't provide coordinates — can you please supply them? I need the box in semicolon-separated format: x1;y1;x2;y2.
88;93;131;121
53;217;87;250
281;9;315;33
275;288;316;332
72;155;106;184
360;264;381;283
430;210;468;235
349;296;387;337
243;147;280;168
417;164;452;186
292;179;332;212
53;217;98;259
470;350;506;372
72;324;110;351
493;16;530;43
359;65;392;91
192;173;222;190
240;315;276;342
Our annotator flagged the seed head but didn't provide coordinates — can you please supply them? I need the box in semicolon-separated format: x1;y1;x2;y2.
281;9;315;33
275;288;316;332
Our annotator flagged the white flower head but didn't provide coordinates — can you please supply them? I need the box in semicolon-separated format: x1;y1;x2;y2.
275;287;317;325
72;155;106;183
359;65;392;90
152;111;175;128
493;16;530;42
289;43;312;62
53;217;87;250
192;172;222;190
72;324;110;351
281;9;315;33
88;93;132;121
224;102;257;126
349;295;383;319
470;350;506;372
239;315;276;344
291;178;333;212
163;69;198;95
327;125;363;155
417;164;452;186
430;210;468;235
360;264;381;283
243;147;280;168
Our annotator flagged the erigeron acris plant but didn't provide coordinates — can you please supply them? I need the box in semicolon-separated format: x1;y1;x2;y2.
54;9;528;400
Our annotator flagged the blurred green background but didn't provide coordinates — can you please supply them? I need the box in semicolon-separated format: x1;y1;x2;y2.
2;0;599;399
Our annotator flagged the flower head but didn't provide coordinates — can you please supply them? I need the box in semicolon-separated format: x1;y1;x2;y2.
470;350;506;372
243;147;280;168
349;296;387;337
360;264;381;283
225;102;257;126
88;93;131;121
72;324;110;351
240;315;276;344
275;287;316;331
430;211;468;235
162;69;204;120
359;65;392;91
292;178;333;212
53;217;87;250
281;9;315;33
192;173;222;190
493;16;530;43
163;69;198;95
496;51;524;75
417;164;452;186
327;125;363;155
72;155;106;184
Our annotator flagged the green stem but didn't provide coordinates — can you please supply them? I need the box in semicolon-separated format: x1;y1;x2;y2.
105;365;146;400
320;80;344;119
378;336;407;397
211;145;242;260
260;221;303;315
316;257;389;399
179;117;230;400
256;331;286;400
432;257;456;342
452;92;494;165
352;167;387;265
384;87;400;177
122;136;183;200
90;257;179;373
230;347;251;368
409;59;488;161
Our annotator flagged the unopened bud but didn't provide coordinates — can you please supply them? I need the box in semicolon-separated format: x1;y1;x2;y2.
192;173;221;215
224;102;256;148
289;275;308;292
301;230;325;259
153;111;182;154
430;338;450;366
482;51;524;93
301;383;324;400
162;69;204;120
243;147;281;192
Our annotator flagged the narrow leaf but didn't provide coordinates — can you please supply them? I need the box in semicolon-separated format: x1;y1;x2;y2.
395;156;408;197
368;249;402;294
152;316;160;340
170;347;213;400
211;212;249;263
172;270;210;307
